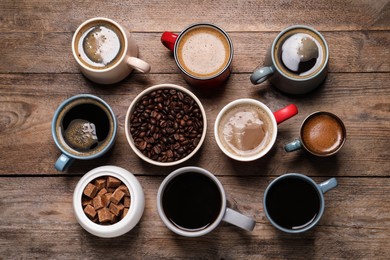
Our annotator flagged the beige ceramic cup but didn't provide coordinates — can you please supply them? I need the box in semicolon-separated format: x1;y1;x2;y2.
72;17;151;84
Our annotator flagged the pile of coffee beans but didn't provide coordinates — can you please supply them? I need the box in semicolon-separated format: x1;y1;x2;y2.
129;88;204;163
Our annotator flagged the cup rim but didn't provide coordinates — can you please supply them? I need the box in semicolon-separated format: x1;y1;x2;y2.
263;173;325;233
71;17;129;73
214;98;278;161
73;165;145;238
173;22;234;81
271;24;329;82
156;166;226;237
51;94;117;160
300;111;347;157
124;84;207;166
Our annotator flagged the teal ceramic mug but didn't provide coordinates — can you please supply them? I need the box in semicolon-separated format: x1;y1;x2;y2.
52;94;117;171
263;173;337;233
250;25;329;95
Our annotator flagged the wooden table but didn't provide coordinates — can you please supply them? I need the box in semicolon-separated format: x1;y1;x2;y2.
1;0;389;259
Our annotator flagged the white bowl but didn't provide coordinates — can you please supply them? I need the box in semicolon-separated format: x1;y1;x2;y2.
73;166;145;238
125;84;207;166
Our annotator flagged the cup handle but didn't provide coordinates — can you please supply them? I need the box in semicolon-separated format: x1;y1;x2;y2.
126;57;151;73
161;31;178;52
319;178;338;193
55;154;74;171
273;104;298;124
284;139;302;152
222;208;256;231
250;66;274;85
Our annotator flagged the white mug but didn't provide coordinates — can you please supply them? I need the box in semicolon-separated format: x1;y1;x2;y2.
157;167;256;237
72;17;151;84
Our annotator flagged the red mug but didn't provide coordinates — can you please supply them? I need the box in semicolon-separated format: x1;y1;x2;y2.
161;23;233;87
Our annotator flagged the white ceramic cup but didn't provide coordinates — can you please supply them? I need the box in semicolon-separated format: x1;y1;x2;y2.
73;165;145;238
72;17;151;84
157;166;256;237
214;99;298;161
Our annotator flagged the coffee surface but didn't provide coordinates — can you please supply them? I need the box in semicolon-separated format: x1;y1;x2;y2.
274;28;325;78
177;26;230;78
162;172;222;231
218;104;272;157
56;100;113;156
265;177;320;230
302;113;344;155
75;21;124;69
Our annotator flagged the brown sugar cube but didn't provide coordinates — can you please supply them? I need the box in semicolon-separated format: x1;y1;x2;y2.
98;208;114;224
110;189;125;205
124;196;131;208
104;193;112;207
117;185;130;196
93;195;106;210
97;188;108;196
121;208;129;220
83;183;98;198
84;204;96;219
93;178;106;190
107;187;116;193
107;176;121;188
109;203;125;217
82;196;93;207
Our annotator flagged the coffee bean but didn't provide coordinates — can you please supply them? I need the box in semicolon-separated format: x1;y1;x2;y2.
129;88;203;163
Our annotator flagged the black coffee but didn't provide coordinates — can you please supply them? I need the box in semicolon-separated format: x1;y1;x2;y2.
162;172;222;231
60;102;111;153
265;177;320;230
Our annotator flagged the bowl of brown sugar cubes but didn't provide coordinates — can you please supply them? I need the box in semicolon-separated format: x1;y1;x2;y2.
125;84;207;166
73;165;145;238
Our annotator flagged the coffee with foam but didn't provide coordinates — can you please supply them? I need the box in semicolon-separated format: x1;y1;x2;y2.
274;28;326;78
176;26;231;78
74;21;125;70
218;104;273;157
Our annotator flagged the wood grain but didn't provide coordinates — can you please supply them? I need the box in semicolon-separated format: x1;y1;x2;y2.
0;0;389;32
0;73;389;176
0;0;389;259
0;176;389;259
0;31;389;73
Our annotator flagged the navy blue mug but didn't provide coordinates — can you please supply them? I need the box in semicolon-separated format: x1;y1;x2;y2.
52;94;117;171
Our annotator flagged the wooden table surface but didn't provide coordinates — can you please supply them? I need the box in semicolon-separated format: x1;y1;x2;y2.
1;0;389;259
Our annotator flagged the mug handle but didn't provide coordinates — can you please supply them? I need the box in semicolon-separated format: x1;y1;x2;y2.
126;57;151;73
55;154;74;171
273;104;298;124
161;31;178;52
284;139;302;152
250;66;274;85
319;178;338;193
222;208;256;231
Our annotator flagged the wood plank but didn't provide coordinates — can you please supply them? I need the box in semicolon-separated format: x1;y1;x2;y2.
0;73;389;176
0;0;389;32
0;176;389;259
0;31;389;73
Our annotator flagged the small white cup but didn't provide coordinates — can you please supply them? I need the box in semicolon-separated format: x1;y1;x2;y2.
72;17;151;84
157;167;256;237
73;165;145;238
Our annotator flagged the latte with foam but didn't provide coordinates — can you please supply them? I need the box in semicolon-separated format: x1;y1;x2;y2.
274;28;326;78
218;104;273;157
74;21;125;69
176;26;231;78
